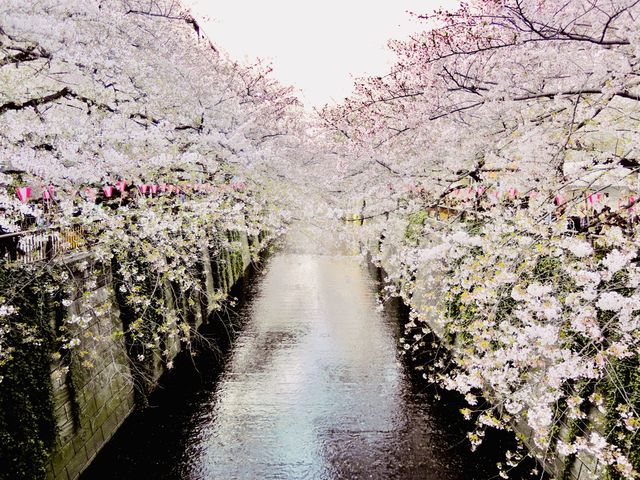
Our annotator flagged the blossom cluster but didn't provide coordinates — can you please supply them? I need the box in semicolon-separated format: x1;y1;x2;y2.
0;0;306;379
320;0;640;478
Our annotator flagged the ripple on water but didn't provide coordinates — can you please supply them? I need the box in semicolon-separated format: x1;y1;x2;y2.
179;253;466;480
81;236;537;480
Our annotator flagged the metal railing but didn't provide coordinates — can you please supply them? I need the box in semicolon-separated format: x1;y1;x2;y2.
0;225;85;264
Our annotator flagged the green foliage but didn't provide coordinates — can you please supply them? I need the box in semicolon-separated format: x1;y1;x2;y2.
0;265;58;480
532;254;563;284
603;355;640;480
557;381;595;480
464;217;484;237
405;210;429;244
0;227;259;479
111;253;165;407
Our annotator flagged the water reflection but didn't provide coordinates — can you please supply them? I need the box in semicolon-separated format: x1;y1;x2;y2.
82;227;535;480
184;254;418;479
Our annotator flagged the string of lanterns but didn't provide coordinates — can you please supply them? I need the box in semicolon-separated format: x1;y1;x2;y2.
12;179;248;204
404;184;639;211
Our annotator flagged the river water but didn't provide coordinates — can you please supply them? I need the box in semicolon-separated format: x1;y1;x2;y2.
82;228;536;479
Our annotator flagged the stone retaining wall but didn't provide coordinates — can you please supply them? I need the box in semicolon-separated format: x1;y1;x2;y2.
374;230;599;480
46;230;261;480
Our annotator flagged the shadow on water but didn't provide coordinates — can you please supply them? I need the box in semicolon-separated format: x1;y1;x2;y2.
82;237;546;480
80;258;268;480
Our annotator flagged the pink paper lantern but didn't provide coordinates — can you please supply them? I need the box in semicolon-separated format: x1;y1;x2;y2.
138;184;149;195
42;184;54;201
16;186;31;203
116;180;127;194
587;192;603;206
555;194;565;206
150;184;159;195
103;185;114;198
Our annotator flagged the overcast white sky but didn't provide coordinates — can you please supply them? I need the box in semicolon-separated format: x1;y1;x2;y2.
183;1;459;108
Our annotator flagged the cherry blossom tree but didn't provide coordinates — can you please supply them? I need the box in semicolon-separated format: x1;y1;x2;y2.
0;0;310;389
320;1;640;478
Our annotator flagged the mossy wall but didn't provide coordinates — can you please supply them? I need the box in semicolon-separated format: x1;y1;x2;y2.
37;230;260;480
375;229;601;480
0;267;57;480
45;253;135;480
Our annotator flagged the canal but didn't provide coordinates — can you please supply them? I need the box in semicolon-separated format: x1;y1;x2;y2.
81;228;537;479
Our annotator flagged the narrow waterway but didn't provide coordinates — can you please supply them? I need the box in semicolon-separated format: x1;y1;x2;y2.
82;229;535;479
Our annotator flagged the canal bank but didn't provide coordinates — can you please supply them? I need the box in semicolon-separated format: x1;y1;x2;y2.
39;229;266;480
372;222;597;480
79;227;541;479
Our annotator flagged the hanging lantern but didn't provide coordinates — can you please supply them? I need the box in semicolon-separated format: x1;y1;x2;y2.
508;187;518;198
103;185;114;198
150;184;159;195
555;194;565;206
587;192;603;206
16;186;31;203
138;184;149;195
160;183;169;193
116;180;127;194
42;184;54;201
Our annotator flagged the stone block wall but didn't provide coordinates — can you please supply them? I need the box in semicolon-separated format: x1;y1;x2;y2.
375;233;598;480
46;252;135;480
45;230;261;480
